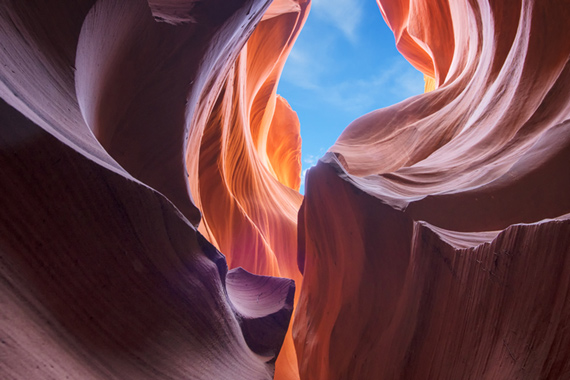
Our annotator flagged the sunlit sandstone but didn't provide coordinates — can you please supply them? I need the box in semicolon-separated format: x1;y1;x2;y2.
295;0;570;378
0;0;569;379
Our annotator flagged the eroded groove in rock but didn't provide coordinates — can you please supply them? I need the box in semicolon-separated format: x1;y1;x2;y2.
2;0;569;378
75;0;275;225
226;267;295;361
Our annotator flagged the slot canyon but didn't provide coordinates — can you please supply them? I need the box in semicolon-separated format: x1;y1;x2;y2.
0;0;569;379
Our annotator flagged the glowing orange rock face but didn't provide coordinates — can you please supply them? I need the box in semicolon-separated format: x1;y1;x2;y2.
295;0;570;378
185;1;308;378
1;0;570;379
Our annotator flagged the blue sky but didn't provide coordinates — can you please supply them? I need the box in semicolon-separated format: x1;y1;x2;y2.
276;0;424;193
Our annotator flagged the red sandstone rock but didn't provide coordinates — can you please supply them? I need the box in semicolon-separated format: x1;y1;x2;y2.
296;161;570;378
0;99;294;379
0;0;297;378
1;0;569;379
295;0;570;378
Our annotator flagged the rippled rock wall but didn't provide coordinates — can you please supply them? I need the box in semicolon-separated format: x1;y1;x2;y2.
0;0;568;379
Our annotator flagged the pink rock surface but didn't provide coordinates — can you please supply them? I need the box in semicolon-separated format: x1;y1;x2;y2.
1;0;569;378
296;162;570;379
0;0;297;378
295;0;570;378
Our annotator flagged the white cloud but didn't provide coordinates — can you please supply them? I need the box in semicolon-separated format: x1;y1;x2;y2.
311;0;363;42
281;33;335;90
301;59;424;115
281;49;319;90
300;168;309;187
303;154;317;165
281;8;423;115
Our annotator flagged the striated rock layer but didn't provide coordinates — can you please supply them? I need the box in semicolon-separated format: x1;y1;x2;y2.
185;2;309;377
0;0;301;378
0;99;294;379
1;0;570;379
295;0;570;378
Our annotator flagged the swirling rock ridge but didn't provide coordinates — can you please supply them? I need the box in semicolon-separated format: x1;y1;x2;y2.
295;0;570;378
1;0;569;379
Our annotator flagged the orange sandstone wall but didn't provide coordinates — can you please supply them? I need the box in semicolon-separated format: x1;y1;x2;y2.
185;1;309;378
1;0;570;379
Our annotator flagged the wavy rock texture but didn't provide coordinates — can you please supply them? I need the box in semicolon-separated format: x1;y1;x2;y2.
295;0;570;378
0;0;299;378
1;0;569;379
185;1;308;378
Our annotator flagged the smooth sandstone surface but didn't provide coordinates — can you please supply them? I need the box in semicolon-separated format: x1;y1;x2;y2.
1;0;569;379
184;2;308;378
296;0;570;378
0;98;294;379
0;0;298;378
296;162;570;379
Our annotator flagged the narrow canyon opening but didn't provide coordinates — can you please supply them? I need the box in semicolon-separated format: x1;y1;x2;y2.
0;0;569;379
277;0;424;193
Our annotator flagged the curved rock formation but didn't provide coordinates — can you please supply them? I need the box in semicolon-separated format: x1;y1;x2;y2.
1;0;569;379
0;97;294;379
0;0;299;378
185;2;308;377
295;0;570;378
